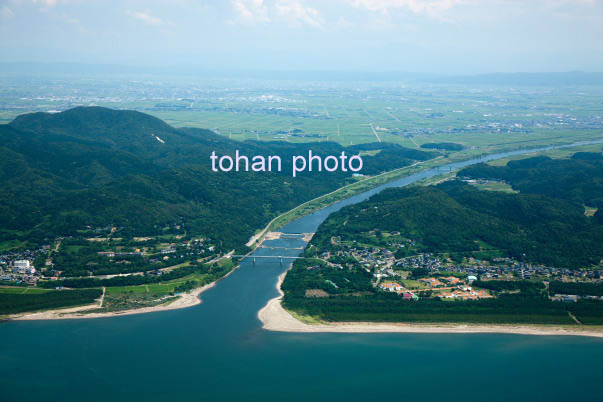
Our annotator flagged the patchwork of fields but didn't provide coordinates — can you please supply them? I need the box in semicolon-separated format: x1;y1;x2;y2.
2;75;602;152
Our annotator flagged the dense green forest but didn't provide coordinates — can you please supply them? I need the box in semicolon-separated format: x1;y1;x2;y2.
458;152;603;213
549;281;603;297
0;288;102;315
281;258;374;296
471;280;544;293
282;292;603;325
311;180;603;268
0;107;434;251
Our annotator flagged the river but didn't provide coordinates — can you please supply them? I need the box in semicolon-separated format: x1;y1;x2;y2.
1;141;603;402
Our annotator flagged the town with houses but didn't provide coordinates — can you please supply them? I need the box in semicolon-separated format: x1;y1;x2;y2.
2;226;601;303
0;229;220;287
320;232;602;302
0;247;46;286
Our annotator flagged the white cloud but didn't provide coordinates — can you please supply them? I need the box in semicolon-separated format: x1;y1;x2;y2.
349;0;475;18
230;0;323;27
126;10;165;26
334;15;353;29
30;0;78;8
32;0;59;6
275;0;323;27
0;5;14;19
59;12;86;32
350;0;603;17
231;0;270;24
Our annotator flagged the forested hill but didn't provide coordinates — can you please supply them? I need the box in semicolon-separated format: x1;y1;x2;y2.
458;153;603;212
311;179;603;269
0;107;434;251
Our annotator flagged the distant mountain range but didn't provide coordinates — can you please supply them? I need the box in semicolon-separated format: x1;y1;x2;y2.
0;107;433;252
1;63;602;85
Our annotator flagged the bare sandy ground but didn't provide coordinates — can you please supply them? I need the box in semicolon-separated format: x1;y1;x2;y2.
258;272;603;338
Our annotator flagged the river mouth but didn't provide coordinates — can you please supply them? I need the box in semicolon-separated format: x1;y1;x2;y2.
2;140;603;402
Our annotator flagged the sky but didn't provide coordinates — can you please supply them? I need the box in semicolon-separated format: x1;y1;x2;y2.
0;0;602;74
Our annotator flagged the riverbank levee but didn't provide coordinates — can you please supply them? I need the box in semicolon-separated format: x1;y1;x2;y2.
247;138;603;247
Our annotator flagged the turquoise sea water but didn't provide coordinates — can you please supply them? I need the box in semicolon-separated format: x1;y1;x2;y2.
2;141;603;402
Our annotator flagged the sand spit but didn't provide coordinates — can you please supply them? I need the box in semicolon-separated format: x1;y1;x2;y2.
258;273;603;338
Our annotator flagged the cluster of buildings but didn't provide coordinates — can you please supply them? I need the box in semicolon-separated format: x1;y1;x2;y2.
323;236;601;301
390;113;603;139
439;287;493;301
377;275;489;301
0;233;220;285
345;246;396;271
378;282;419;300
95;237;216;262
0;247;47;285
395;254;443;271
445;257;599;283
350;243;597;284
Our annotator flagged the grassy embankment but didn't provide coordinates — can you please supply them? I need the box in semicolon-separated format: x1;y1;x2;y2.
86;257;237;313
0;258;237;316
251;137;603;240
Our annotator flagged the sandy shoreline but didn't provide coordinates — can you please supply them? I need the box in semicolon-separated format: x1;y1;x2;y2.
258;272;603;338
8;248;248;321
10;282;215;321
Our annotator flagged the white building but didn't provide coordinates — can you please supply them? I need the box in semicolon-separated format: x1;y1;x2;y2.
13;260;35;274
14;260;30;269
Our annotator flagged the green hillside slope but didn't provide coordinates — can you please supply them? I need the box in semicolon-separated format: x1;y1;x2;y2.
0;107;434;252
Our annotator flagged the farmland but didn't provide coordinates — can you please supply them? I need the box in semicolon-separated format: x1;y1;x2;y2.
1;74;602;153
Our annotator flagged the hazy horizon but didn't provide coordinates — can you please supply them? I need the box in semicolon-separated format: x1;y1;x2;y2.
1;61;603;75
1;0;602;75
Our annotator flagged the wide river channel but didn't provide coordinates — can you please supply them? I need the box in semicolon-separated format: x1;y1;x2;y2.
2;141;603;402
